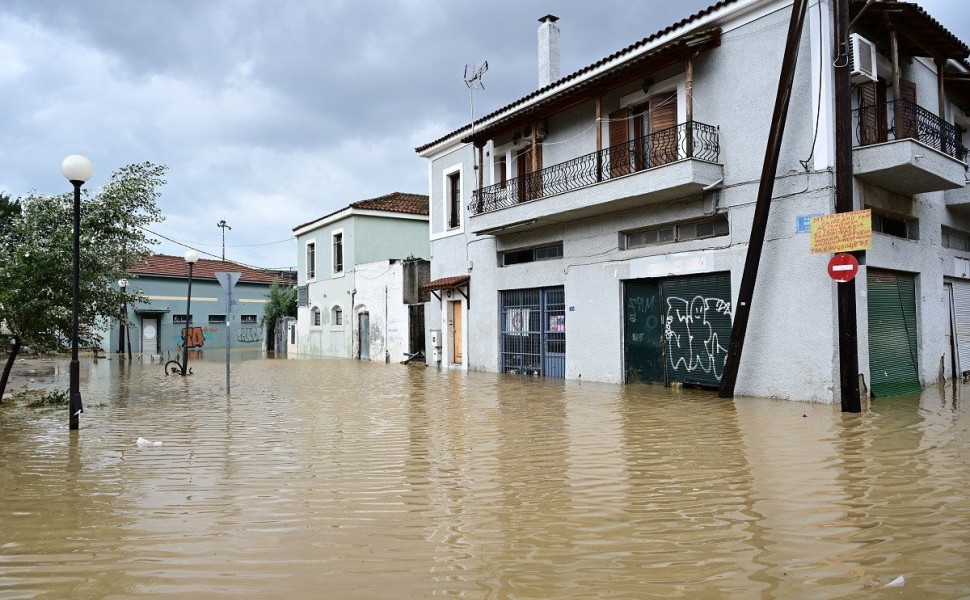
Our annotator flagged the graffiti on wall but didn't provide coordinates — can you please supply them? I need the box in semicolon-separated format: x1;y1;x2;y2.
178;325;218;348
237;327;264;343
664;296;731;380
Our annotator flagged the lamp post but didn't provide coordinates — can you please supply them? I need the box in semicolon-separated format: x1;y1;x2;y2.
61;155;93;431
180;250;200;376
117;278;128;355
217;220;231;262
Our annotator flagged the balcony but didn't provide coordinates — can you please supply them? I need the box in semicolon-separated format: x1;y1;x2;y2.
945;185;970;211
468;121;722;235
853;99;968;196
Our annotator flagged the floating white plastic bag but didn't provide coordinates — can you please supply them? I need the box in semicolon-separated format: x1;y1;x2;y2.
136;437;162;447
883;575;905;588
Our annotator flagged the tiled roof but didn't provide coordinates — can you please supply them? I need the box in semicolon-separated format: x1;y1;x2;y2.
414;0;738;154
130;254;283;284
421;275;470;292
292;192;429;232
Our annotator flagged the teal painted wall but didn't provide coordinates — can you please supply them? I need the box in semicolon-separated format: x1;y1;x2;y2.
296;217;356;284
109;275;273;355
354;216;429;264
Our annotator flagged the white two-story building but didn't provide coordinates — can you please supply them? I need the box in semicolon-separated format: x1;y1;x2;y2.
416;1;970;402
292;193;430;362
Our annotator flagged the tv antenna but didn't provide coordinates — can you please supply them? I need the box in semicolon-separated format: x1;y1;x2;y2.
464;62;488;134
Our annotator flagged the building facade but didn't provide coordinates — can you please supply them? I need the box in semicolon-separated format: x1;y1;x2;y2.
107;255;282;357
292;193;430;361
416;0;970;402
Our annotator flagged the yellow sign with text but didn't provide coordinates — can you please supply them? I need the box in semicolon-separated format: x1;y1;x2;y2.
810;209;873;254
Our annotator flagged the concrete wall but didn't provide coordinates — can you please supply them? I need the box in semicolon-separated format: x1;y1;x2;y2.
355;260;412;363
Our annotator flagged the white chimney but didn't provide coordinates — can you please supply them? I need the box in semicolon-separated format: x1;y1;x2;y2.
538;14;560;88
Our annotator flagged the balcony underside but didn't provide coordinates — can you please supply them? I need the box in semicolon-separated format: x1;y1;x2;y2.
853;139;966;196
470;159;724;236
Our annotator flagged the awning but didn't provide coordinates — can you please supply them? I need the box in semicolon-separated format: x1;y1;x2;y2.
134;308;171;315
850;1;969;61
422;275;470;307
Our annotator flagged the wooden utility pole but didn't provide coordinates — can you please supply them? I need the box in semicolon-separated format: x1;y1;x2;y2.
719;0;809;398
834;0;862;412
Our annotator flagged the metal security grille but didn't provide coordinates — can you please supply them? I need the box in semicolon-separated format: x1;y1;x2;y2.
499;287;565;378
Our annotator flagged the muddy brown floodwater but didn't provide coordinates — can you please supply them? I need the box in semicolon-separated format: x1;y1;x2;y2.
1;353;969;599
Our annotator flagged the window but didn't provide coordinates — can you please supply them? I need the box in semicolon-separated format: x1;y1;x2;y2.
241;314;258;324
871;210;918;240
208;314;227;324
173;314;192;323
306;242;316;279
448;171;461;229
502;243;564;266
332;231;344;274
623;216;728;250
333;306;343;326
311;307;321;327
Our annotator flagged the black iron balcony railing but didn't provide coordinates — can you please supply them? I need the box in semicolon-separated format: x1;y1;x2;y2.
470;121;720;216
854;98;968;162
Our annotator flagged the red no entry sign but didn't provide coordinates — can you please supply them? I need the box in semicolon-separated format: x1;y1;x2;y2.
827;253;859;282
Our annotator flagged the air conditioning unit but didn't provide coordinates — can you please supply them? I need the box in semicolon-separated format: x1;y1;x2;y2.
849;33;877;83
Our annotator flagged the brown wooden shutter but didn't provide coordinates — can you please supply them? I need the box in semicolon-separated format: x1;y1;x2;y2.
858;81;879;145
648;92;678;166
609;108;631;177
896;79;918;140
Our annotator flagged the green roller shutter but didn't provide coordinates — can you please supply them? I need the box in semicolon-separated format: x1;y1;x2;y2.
660;272;732;388
867;269;921;397
624;280;665;384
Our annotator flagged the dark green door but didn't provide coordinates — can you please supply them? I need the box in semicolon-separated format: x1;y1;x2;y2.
867;269;921;397
624;280;665;383
661;272;732;388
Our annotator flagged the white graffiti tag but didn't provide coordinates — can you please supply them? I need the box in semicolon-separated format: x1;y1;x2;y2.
664;296;731;379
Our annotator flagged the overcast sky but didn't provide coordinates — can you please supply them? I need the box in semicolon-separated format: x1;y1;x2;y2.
1;1;967;270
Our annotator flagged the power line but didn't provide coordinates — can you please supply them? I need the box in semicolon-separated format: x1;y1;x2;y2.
139;226;296;272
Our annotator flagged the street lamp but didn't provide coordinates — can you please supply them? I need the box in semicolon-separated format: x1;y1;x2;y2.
118;278;129;359
180;250;200;376
61;154;93;431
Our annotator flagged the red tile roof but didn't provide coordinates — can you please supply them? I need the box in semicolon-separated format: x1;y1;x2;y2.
130;254;283;284
421;275;470;292
293;192;429;232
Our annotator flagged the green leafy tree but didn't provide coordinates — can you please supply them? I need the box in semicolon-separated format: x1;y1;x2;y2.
0;163;166;400
261;279;297;352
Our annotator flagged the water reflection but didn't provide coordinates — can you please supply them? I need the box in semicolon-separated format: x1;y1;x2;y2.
1;355;969;598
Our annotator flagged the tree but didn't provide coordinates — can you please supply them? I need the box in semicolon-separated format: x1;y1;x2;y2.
261;279;297;352
0;163;166;400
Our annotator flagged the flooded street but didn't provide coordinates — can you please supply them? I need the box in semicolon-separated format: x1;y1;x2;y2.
1;355;969;598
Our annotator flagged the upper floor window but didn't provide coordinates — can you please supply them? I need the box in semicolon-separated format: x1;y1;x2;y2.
943;227;970;252
306;242;316;279
448;171;461;229
609;90;679;176
501;243;563;266
871;210;918;240
622;215;728;250
332;231;344;274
